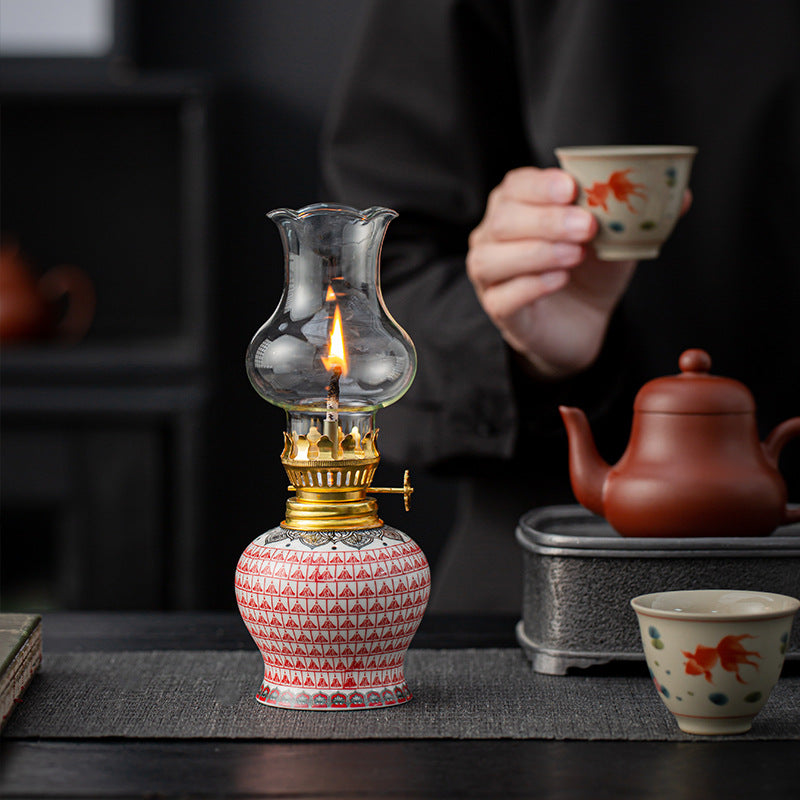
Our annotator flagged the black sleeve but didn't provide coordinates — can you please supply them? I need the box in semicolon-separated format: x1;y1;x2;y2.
321;0;627;467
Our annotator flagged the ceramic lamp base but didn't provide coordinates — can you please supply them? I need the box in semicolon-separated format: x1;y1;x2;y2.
236;522;430;711
255;677;412;710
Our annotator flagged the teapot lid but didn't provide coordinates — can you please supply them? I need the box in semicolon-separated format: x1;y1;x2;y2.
634;349;755;414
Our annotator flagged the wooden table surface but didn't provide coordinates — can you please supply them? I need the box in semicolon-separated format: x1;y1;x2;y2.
1;612;798;800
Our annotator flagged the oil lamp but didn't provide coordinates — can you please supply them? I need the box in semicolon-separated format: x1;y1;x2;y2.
235;203;431;710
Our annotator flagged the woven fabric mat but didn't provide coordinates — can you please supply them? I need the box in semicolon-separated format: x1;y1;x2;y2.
4;649;799;741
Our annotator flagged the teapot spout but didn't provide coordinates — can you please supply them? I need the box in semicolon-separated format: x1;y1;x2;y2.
559;406;612;517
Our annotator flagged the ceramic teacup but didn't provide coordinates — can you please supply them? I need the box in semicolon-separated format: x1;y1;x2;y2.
555;145;697;261
631;589;799;735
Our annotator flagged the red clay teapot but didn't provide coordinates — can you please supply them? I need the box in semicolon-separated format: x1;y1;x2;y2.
0;241;95;344
560;349;800;537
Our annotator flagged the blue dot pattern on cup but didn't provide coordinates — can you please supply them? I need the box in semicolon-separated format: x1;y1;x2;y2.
708;693;729;706
648;626;664;650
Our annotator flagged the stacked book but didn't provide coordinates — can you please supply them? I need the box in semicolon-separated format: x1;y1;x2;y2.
1;614;42;730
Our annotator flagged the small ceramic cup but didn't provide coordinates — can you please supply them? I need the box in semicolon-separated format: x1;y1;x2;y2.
555;145;697;261
631;589;799;735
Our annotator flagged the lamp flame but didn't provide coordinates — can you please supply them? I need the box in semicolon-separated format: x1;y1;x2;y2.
321;301;348;375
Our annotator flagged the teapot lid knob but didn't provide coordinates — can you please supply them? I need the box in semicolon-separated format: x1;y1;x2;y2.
679;349;712;374
634;347;756;414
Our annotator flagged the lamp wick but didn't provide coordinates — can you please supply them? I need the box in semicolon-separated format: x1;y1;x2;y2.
323;365;343;451
325;365;342;421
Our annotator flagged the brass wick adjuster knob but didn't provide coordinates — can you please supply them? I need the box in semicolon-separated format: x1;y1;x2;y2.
285;469;414;511
367;469;414;511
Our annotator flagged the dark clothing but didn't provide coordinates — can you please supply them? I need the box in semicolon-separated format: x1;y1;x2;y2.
322;0;800;612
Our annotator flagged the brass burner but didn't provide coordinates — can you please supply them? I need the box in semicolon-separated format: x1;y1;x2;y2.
280;426;412;531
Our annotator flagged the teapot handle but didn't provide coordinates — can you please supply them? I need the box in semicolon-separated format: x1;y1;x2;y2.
38;265;96;343
763;417;800;524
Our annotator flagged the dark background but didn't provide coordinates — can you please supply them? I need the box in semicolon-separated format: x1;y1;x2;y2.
0;0;458;612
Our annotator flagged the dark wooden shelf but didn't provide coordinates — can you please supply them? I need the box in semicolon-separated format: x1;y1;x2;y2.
1;71;213;612
1;339;209;386
0;68;208;100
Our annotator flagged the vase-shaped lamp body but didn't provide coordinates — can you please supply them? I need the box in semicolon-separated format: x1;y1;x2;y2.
235;204;430;710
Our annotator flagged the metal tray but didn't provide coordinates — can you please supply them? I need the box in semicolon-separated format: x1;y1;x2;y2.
516;505;800;675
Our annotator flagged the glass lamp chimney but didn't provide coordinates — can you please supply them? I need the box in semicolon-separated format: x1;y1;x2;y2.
246;203;416;446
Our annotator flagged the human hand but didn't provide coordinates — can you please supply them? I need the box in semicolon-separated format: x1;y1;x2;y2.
467;167;643;380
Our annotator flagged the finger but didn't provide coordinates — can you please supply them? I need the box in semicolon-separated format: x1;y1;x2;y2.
479;270;570;321
681;188;693;216
498;167;577;205
477;200;596;244
467;239;584;287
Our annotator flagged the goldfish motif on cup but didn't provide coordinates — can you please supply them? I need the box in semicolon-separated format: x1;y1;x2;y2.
584;168;647;213
682;635;761;684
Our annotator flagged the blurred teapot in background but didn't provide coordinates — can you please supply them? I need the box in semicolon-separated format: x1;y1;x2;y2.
560;349;800;538
0;239;95;344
